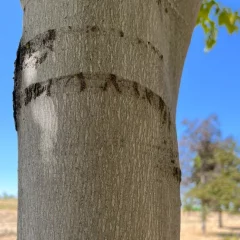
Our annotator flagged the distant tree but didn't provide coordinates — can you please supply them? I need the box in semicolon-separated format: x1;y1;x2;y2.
0;192;16;199
182;197;201;212
181;116;240;232
201;138;240;228
180;114;221;233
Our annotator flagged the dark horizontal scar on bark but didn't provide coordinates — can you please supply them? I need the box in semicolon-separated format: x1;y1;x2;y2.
12;29;163;132
33;82;45;99
24;82;47;105
26;27;163;62
76;72;86;92
133;82;140;97
110;74;121;93
15;29;56;71
103;74;121;93
13;42;22;131
159;96;170;128
162;109;167;124
36;52;48;66
13;30;56;131
173;167;181;183
14;72;172;132
64;76;74;87
168;111;171;131
46;79;52;96
102;80;109;91
145;88;154;105
159;97;165;112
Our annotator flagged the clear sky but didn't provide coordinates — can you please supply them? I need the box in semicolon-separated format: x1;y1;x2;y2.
0;1;239;196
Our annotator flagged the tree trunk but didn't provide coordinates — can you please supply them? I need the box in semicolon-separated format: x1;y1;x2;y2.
15;0;201;239
200;164;207;234
218;208;223;228
201;201;208;234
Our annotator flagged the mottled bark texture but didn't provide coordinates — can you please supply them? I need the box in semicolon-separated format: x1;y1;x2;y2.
15;0;201;239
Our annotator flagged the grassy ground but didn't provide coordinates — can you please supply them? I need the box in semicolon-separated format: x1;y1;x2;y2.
0;200;239;240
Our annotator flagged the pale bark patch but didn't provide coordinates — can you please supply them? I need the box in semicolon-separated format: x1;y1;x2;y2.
31;97;58;165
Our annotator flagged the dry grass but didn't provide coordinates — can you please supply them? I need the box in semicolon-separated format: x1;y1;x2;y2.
0;200;17;240
0;211;17;240
0;200;239;240
181;211;240;240
0;200;17;211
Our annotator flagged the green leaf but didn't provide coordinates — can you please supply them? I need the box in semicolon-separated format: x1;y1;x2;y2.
197;0;240;50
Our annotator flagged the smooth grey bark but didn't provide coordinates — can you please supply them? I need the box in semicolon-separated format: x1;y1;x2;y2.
14;0;201;239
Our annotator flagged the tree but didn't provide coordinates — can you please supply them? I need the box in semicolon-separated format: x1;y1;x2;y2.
13;1;238;239
180;114;221;234
181;116;240;232
197;138;240;228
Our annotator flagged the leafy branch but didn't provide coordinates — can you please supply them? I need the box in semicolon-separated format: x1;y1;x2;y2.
197;0;240;50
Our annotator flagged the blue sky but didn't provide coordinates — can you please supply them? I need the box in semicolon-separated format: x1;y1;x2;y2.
0;1;239;196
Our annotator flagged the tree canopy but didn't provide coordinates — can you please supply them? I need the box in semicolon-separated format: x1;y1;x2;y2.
180;115;240;231
187;138;240;212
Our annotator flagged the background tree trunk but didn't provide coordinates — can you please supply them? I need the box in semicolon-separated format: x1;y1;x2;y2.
218;208;223;228
201;201;207;234
15;0;201;239
200;170;207;234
